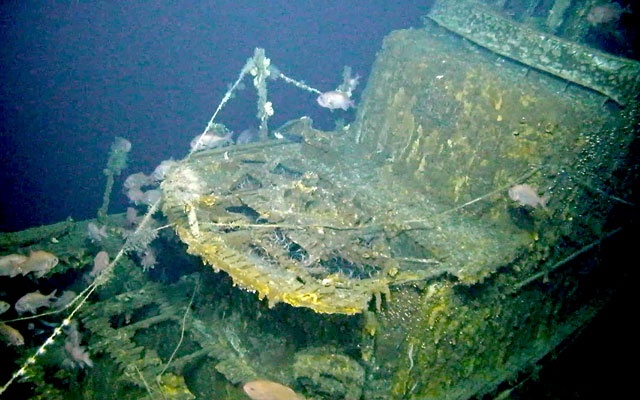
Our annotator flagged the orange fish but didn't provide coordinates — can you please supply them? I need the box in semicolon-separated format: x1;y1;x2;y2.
243;380;304;400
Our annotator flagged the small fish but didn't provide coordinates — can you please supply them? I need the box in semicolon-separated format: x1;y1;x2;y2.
54;290;78;309
235;127;260;145
140;189;162;206
64;339;94;369
0;323;25;346
14;289;58;315
90;251;110;278
15;250;59;278
317;90;354;111
139;247;157;271
126;187;145;204
587;3;630;26
508;184;549;208
124;172;152;190
0;254;28;277
151;159;178;182
87;222;108;242
125;207;140;227
0;300;10;315
190;131;233;151
243;379;304;400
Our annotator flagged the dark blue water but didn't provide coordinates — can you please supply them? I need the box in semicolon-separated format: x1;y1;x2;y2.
0;0;429;232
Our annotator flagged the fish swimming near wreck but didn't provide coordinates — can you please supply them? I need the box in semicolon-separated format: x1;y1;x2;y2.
317;90;355;111
235;127;260;145
587;3;631;26
0;323;24;346
0;250;58;278
508;184;549;208
0;300;10;315
90;251;110;278
14;289;58;315
243;379;305;400
0;254;28;277
18;250;59;278
190;131;233;151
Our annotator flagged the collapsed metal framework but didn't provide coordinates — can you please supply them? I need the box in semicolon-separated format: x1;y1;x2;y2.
162;118;532;315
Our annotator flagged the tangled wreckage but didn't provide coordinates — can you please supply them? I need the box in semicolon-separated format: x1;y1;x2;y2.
1;1;638;398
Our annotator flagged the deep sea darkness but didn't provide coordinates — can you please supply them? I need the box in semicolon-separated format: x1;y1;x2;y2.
0;0;429;232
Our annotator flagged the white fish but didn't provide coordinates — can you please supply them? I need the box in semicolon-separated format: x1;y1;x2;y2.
63;322;93;369
64;339;94;369
124;172;152;190
87;222;108;242
508;184;549;208
190;131;233;151
151;159;178;182
125;207;139;227
15;250;59;278
140;189;162;206
0;254;28;277
90;251;110;278
126;187;145;204
54;290;78;309
139;248;157;271
587;4;630;26
317;90;354;111
14;289;58;315
235;127;260;145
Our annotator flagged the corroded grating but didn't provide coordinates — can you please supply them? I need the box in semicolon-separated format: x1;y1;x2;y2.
80;275;259;393
161;122;531;314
